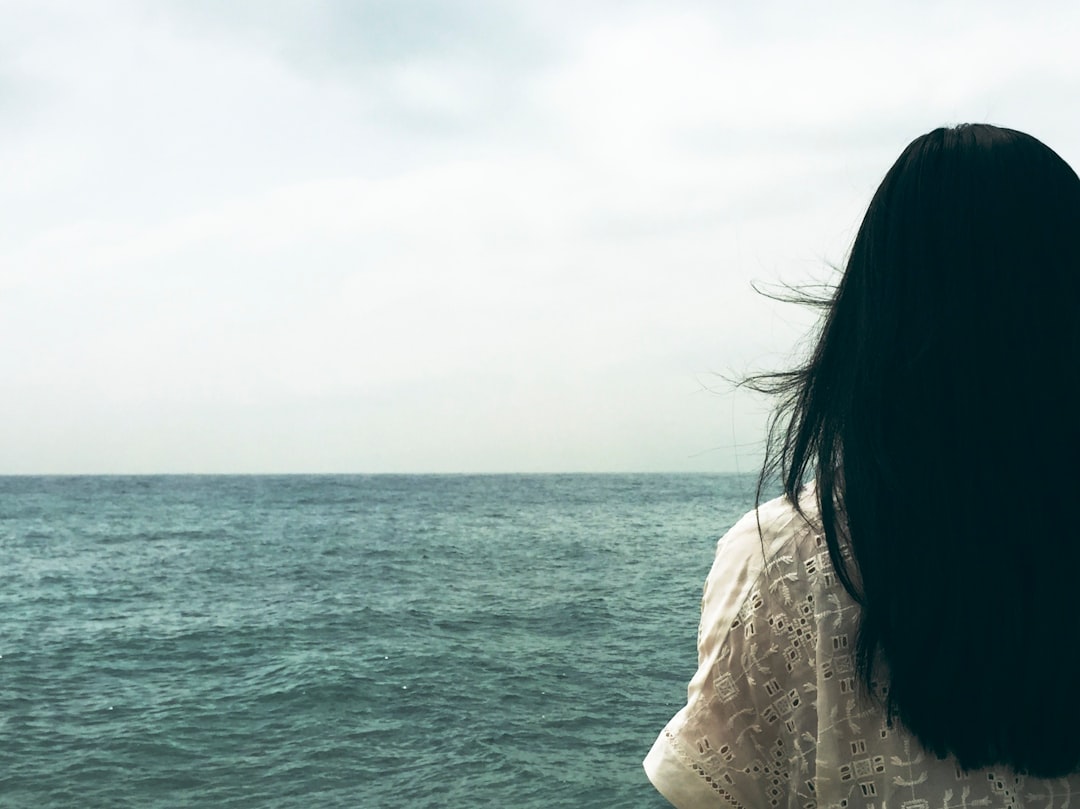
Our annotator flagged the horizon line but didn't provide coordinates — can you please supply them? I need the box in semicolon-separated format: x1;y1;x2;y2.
0;469;759;478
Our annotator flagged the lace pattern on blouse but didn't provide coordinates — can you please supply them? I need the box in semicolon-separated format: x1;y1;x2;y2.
645;493;1080;809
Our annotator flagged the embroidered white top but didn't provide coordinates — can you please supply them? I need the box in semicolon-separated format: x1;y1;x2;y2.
644;490;1080;809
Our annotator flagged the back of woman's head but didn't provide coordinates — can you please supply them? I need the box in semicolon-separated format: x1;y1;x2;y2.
760;123;1080;777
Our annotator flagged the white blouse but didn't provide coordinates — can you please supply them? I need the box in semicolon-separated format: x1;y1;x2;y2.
644;490;1080;809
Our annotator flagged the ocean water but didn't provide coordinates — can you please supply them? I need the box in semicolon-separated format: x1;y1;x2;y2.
0;473;760;808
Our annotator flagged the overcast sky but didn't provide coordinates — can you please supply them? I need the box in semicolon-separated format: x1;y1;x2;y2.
2;0;1078;473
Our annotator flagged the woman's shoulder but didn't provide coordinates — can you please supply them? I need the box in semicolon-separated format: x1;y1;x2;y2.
717;484;820;569
699;486;821;638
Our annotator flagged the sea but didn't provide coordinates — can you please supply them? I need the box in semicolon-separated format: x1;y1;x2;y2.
0;473;762;808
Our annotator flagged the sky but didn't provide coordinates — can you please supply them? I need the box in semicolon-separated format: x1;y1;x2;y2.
2;0;1079;474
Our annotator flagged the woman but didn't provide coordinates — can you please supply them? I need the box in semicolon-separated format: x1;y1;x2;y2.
645;124;1080;808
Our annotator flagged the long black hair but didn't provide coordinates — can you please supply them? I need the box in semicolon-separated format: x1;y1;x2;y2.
753;124;1080;777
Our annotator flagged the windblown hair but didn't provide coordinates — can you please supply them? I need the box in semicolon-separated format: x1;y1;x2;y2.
753;124;1080;777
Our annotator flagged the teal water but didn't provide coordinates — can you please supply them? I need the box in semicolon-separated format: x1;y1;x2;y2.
0;474;758;808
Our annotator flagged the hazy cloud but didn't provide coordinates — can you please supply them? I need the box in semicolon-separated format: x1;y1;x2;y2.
1;0;1078;471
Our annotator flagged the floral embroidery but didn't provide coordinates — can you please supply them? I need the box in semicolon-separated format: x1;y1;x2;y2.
647;494;1077;809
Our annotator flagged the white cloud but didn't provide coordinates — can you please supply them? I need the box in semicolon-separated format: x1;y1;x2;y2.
1;0;1079;471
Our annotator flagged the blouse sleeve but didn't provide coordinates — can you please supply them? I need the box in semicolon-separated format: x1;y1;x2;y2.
644;503;817;809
